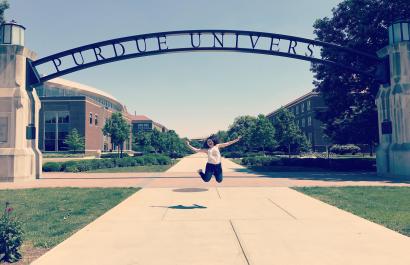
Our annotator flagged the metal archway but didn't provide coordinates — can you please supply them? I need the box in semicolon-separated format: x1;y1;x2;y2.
26;29;388;86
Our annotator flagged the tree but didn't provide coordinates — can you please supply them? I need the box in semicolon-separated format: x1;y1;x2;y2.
63;129;85;152
134;129;190;157
227;116;257;152
134;131;154;153
102;112;131;157
0;1;9;24
272;108;311;157
312;0;410;152
250;114;277;153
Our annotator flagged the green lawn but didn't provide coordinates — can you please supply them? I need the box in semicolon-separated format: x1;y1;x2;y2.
0;188;138;248
86;164;173;173
295;186;410;236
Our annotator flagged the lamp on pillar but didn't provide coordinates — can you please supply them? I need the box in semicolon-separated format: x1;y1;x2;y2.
0;20;25;46
388;21;410;45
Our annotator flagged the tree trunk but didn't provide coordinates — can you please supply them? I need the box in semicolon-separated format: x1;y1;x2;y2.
370;142;374;157
288;144;291;158
326;145;330;159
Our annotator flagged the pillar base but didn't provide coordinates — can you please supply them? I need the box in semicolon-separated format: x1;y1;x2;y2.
389;144;410;177
0;148;37;182
376;143;410;179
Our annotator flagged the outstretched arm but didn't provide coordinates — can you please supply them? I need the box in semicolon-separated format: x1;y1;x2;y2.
186;141;206;153
217;136;241;149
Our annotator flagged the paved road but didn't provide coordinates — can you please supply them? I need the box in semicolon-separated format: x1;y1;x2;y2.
32;154;410;265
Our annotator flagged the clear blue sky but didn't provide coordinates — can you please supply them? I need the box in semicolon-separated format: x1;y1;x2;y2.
8;0;341;138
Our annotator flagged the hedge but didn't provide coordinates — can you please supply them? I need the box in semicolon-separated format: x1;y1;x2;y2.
100;153;130;158
241;155;376;171
329;144;361;155
43;154;172;172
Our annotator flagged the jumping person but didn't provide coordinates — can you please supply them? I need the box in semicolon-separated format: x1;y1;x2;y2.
186;135;241;183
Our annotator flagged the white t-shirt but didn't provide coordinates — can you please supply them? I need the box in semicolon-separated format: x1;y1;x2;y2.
207;145;221;164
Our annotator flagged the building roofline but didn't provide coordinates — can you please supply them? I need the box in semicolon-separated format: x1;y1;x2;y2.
266;91;320;117
43;78;125;111
130;115;152;122
153;121;168;130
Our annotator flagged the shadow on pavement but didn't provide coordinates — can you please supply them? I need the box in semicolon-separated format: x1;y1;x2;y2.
151;204;207;210
173;188;208;192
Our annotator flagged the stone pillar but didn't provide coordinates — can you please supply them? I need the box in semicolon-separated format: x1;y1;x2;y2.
0;21;42;182
376;21;410;178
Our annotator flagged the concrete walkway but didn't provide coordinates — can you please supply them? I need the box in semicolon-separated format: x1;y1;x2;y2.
166;152;248;173
33;187;410;265
32;154;410;265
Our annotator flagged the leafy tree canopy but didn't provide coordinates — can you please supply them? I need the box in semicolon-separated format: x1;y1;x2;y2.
271;108;311;155
0;1;9;24
102;112;130;156
63;129;85;152
312;0;410;146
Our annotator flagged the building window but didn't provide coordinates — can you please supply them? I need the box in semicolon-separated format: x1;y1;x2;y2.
308;133;313;143
45;112;56;124
58;112;69;124
89;113;93;125
307;100;311;111
301;103;304;113
43;111;70;152
296;105;299;115
297;120;300;126
143;123;150;129
301;118;305;127
95;114;98;126
308;116;312;126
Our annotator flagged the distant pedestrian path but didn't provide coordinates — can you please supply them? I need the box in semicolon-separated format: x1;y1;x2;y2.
167;153;247;173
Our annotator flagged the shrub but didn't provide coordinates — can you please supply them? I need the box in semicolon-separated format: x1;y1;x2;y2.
42;162;62;172
241;156;281;166
241;155;375;171
133;157;145;166
41;154;173;172
222;151;244;158
142;155;158;165
60;161;78;172
155;155;172;165
115;157;134;167
168;152;184;159
64;164;80;173
73;161;89;172
0;202;23;263
100;153;130;159
330;144;361;155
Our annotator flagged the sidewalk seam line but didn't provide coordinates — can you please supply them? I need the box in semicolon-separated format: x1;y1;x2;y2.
229;219;251;265
268;198;297;220
161;207;169;221
216;187;222;199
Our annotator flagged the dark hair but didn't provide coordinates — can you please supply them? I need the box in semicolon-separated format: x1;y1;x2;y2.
203;134;220;149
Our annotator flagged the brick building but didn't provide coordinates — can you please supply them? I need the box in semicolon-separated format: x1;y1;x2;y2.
36;78;132;155
267;91;330;152
130;114;168;134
